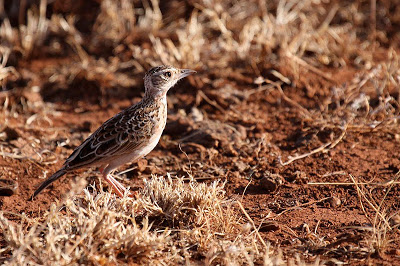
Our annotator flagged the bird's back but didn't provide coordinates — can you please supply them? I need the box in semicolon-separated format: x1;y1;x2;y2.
63;96;167;171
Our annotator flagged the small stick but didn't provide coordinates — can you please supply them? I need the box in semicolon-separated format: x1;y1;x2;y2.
274;197;331;218
349;174;392;229
279;124;348;166
308;181;400;186
276;83;311;118
236;201;268;250
287;53;336;82
197;91;226;113
279;142;331;166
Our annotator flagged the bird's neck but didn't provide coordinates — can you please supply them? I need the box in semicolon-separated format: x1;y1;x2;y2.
143;91;167;107
144;88;167;103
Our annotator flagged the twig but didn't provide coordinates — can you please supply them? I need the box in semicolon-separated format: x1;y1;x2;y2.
279;142;331;166
308;180;400;186
373;171;400;229
274;197;331;218
241;178;252;202
179;142;193;178
349;174;392;229
279;124;348;166
117;166;137;176
370;0;376;50
197;90;228;114
316;3;338;35
322;171;347;177
236;200;268;250
0;151;31;159
325;123;348;150
180;176;216;181
275;83;311;118
286;53;336;82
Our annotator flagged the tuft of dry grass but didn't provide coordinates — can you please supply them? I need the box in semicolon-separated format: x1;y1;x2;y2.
92;0;136;44
0;47;19;89
349;172;400;256
0;176;303;265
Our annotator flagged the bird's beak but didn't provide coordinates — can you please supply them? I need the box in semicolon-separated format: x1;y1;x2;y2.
179;69;196;79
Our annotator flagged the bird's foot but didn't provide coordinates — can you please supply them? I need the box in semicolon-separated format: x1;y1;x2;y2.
104;174;131;198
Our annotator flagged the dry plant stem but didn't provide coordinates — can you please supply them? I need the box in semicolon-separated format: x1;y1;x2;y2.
308;181;400;186
241;178;252;202
236;200;268;250
350;174;370;222
0;151;31;159
0;51;19;83
369;116;400;132
270;70;291;84
275;83;311;118
349;174;392;229
197;90;227;114
279;142;330;166
286;53;336;82
280;124;348;166
316;4;339;34
116;166;137;176
370;0;376;49
373;171;400;228
274;197;332;218
325;123;348;150
322;171;347;177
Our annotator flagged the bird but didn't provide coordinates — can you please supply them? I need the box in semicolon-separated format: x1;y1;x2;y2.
31;65;196;199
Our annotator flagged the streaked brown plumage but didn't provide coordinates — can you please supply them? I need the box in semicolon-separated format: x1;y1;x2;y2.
31;65;195;199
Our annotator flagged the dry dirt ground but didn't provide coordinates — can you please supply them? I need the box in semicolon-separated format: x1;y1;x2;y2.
1;0;400;265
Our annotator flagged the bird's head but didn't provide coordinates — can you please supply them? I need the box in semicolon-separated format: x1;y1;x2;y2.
144;65;195;99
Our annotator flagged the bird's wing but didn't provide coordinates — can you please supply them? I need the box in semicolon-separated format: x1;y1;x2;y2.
63;106;152;170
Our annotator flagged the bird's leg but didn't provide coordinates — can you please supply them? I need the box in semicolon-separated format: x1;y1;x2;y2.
103;174;128;197
100;166;131;197
99;165;105;174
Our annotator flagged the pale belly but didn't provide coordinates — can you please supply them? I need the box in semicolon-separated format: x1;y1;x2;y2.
108;98;167;169
136;126;164;159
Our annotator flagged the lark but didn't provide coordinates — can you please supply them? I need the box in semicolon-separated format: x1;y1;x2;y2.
31;65;195;199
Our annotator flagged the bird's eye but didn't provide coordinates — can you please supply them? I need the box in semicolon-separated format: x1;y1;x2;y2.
164;72;172;77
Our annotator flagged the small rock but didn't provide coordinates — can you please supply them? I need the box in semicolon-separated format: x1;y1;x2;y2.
1;127;19;141
294;171;307;181
259;171;283;192
329;196;341;208
390;214;400;226
0;179;18;196
259;221;280;232
190;107;203;122
234;161;248;172
137;159;148;172
241;223;252;233
236;125;247;140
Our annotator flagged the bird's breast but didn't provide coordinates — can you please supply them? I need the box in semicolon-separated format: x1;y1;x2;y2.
151;98;167;135
135;100;167;158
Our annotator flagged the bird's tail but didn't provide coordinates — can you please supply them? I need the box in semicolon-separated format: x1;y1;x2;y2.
30;169;67;200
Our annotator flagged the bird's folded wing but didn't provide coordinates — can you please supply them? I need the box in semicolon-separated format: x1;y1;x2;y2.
63;111;150;170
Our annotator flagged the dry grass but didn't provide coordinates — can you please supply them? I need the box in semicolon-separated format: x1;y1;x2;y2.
0;176;298;265
0;47;18;89
349;172;400;256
